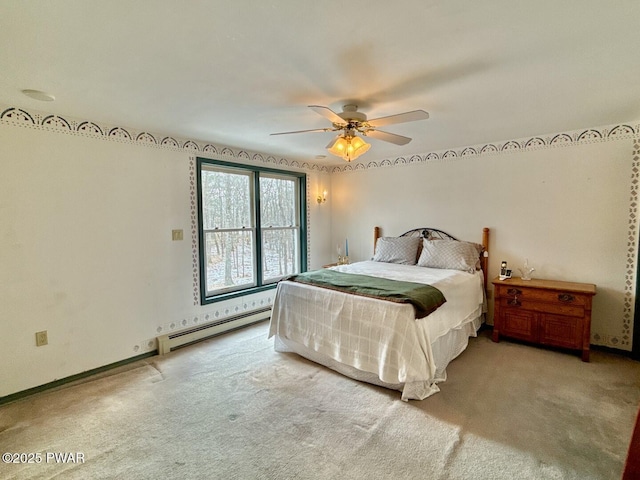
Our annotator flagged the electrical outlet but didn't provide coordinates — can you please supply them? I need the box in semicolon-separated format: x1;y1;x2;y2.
172;229;183;241
35;330;48;346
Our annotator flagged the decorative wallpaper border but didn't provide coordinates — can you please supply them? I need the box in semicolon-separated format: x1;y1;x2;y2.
621;138;640;346
2;104;638;174
188;156;200;306
331;123;640;174
0;106;331;173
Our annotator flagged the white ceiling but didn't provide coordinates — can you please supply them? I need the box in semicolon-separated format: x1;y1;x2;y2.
1;1;639;165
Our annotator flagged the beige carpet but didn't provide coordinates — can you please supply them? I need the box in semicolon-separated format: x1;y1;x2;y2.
1;322;639;480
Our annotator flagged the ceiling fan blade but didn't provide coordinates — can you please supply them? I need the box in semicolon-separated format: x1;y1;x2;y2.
365;129;412;145
366;110;429;128
309;105;347;125
270;127;332;136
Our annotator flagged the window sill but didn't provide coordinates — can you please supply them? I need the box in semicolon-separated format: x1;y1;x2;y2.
201;283;278;305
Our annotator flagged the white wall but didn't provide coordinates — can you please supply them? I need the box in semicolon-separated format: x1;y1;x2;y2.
307;171;333;269
329;136;638;350
0;120;330;397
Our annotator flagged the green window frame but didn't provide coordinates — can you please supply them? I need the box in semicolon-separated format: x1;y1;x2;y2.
197;158;307;304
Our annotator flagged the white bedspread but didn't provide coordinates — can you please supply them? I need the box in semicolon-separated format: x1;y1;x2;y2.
268;261;484;399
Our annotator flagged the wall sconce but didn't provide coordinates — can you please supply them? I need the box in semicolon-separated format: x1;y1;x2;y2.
317;190;327;204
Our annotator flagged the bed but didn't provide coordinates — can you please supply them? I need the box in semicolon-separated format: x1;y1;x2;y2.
268;226;490;400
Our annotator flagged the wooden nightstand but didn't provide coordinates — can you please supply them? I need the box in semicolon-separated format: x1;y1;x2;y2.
492;277;596;361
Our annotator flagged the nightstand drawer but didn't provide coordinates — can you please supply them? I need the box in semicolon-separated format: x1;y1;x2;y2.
495;285;590;307
497;297;585;318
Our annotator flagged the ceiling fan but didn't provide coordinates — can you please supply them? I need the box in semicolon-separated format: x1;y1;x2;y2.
271;104;429;161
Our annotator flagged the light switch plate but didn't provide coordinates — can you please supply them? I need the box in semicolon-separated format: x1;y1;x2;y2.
36;330;48;346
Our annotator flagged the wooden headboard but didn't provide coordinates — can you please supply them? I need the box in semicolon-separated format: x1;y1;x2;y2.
374;226;490;289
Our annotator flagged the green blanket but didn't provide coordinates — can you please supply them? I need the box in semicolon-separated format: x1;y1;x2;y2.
287;269;446;319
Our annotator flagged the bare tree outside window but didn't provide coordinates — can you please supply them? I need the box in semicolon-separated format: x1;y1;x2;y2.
201;167;255;294
260;175;299;282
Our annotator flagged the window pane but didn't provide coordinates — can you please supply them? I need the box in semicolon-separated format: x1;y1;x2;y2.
262;228;299;282
260;175;296;227
205;230;255;293
201;168;252;230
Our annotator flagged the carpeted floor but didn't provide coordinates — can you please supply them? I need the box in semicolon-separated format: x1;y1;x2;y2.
1;322;639;480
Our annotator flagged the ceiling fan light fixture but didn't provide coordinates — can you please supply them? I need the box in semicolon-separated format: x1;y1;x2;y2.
327;134;370;162
272;104;428;161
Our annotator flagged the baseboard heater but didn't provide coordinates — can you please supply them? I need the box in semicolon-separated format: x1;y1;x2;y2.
157;307;271;355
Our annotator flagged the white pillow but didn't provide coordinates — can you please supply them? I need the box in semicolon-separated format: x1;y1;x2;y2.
373;237;421;265
417;239;482;273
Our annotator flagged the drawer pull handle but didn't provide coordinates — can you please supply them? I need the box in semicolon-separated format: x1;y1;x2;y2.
507;288;522;296
507;298;521;307
558;293;575;303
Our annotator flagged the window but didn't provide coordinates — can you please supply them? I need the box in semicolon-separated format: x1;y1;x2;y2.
197;158;306;303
